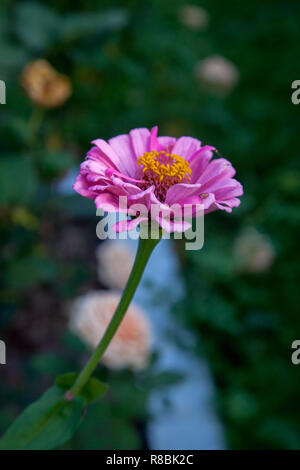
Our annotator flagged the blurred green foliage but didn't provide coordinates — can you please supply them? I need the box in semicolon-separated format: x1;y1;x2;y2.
171;0;300;450
0;0;300;449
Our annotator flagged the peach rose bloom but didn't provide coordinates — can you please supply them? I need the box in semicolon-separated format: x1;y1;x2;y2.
234;228;275;273
195;55;239;94
21;59;71;108
178;5;210;31
96;241;134;290
69;291;152;371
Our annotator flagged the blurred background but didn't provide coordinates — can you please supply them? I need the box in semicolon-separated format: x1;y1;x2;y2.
1;0;300;450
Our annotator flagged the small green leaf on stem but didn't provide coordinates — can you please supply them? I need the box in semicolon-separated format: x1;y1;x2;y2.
56;372;109;404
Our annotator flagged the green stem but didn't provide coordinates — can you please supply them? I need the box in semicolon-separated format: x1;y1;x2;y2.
69;235;160;398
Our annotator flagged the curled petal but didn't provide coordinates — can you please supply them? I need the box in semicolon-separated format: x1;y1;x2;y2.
157;136;176;153
112;216;149;233
95;193;128;213
154;214;192;233
150;126;166;152
92;139;128;174
213;179;244;200
108;134;136;175
172;136;202;161
198;158;236;190
129;128;151;158
165;183;202;205
189;146;215;182
73;173;97;199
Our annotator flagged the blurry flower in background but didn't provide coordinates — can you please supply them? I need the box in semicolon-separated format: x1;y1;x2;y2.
96;241;134;290
69;291;152;371
195;55;239;95
234;228;275;273
21;59;72;108
178;4;210;31
11;207;38;230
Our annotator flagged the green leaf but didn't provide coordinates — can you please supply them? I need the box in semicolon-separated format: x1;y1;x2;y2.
0;386;84;450
6;255;57;290
0;156;37;206
38;151;74;179
62;9;129;41
30;353;75;377
0;42;30;71
14;2;60;50
56;373;109;404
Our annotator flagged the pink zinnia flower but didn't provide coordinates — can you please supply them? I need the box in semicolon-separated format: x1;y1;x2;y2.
73;126;243;232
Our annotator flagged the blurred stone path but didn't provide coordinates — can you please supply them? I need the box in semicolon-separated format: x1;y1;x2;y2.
127;237;225;450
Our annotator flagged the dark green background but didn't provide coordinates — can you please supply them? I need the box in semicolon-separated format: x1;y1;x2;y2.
0;0;300;449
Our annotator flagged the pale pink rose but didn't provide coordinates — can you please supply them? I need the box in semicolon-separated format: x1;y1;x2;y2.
96;241;134;290
178;5;210;31
195;55;239;94
234;228;275;273
69;291;152;371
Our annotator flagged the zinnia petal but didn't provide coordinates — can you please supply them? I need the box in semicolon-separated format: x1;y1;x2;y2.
149;126;166;152
112;216;149;233
108;134;136;175
172;136;202;161
92;138;129;175
129;128;151;158
189;145;215;182
157;136;176;153
165;183;203;205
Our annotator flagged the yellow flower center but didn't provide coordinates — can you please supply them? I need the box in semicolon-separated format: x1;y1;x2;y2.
137;150;192;200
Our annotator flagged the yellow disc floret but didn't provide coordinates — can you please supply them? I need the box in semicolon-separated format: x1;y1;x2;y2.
137;150;192;200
